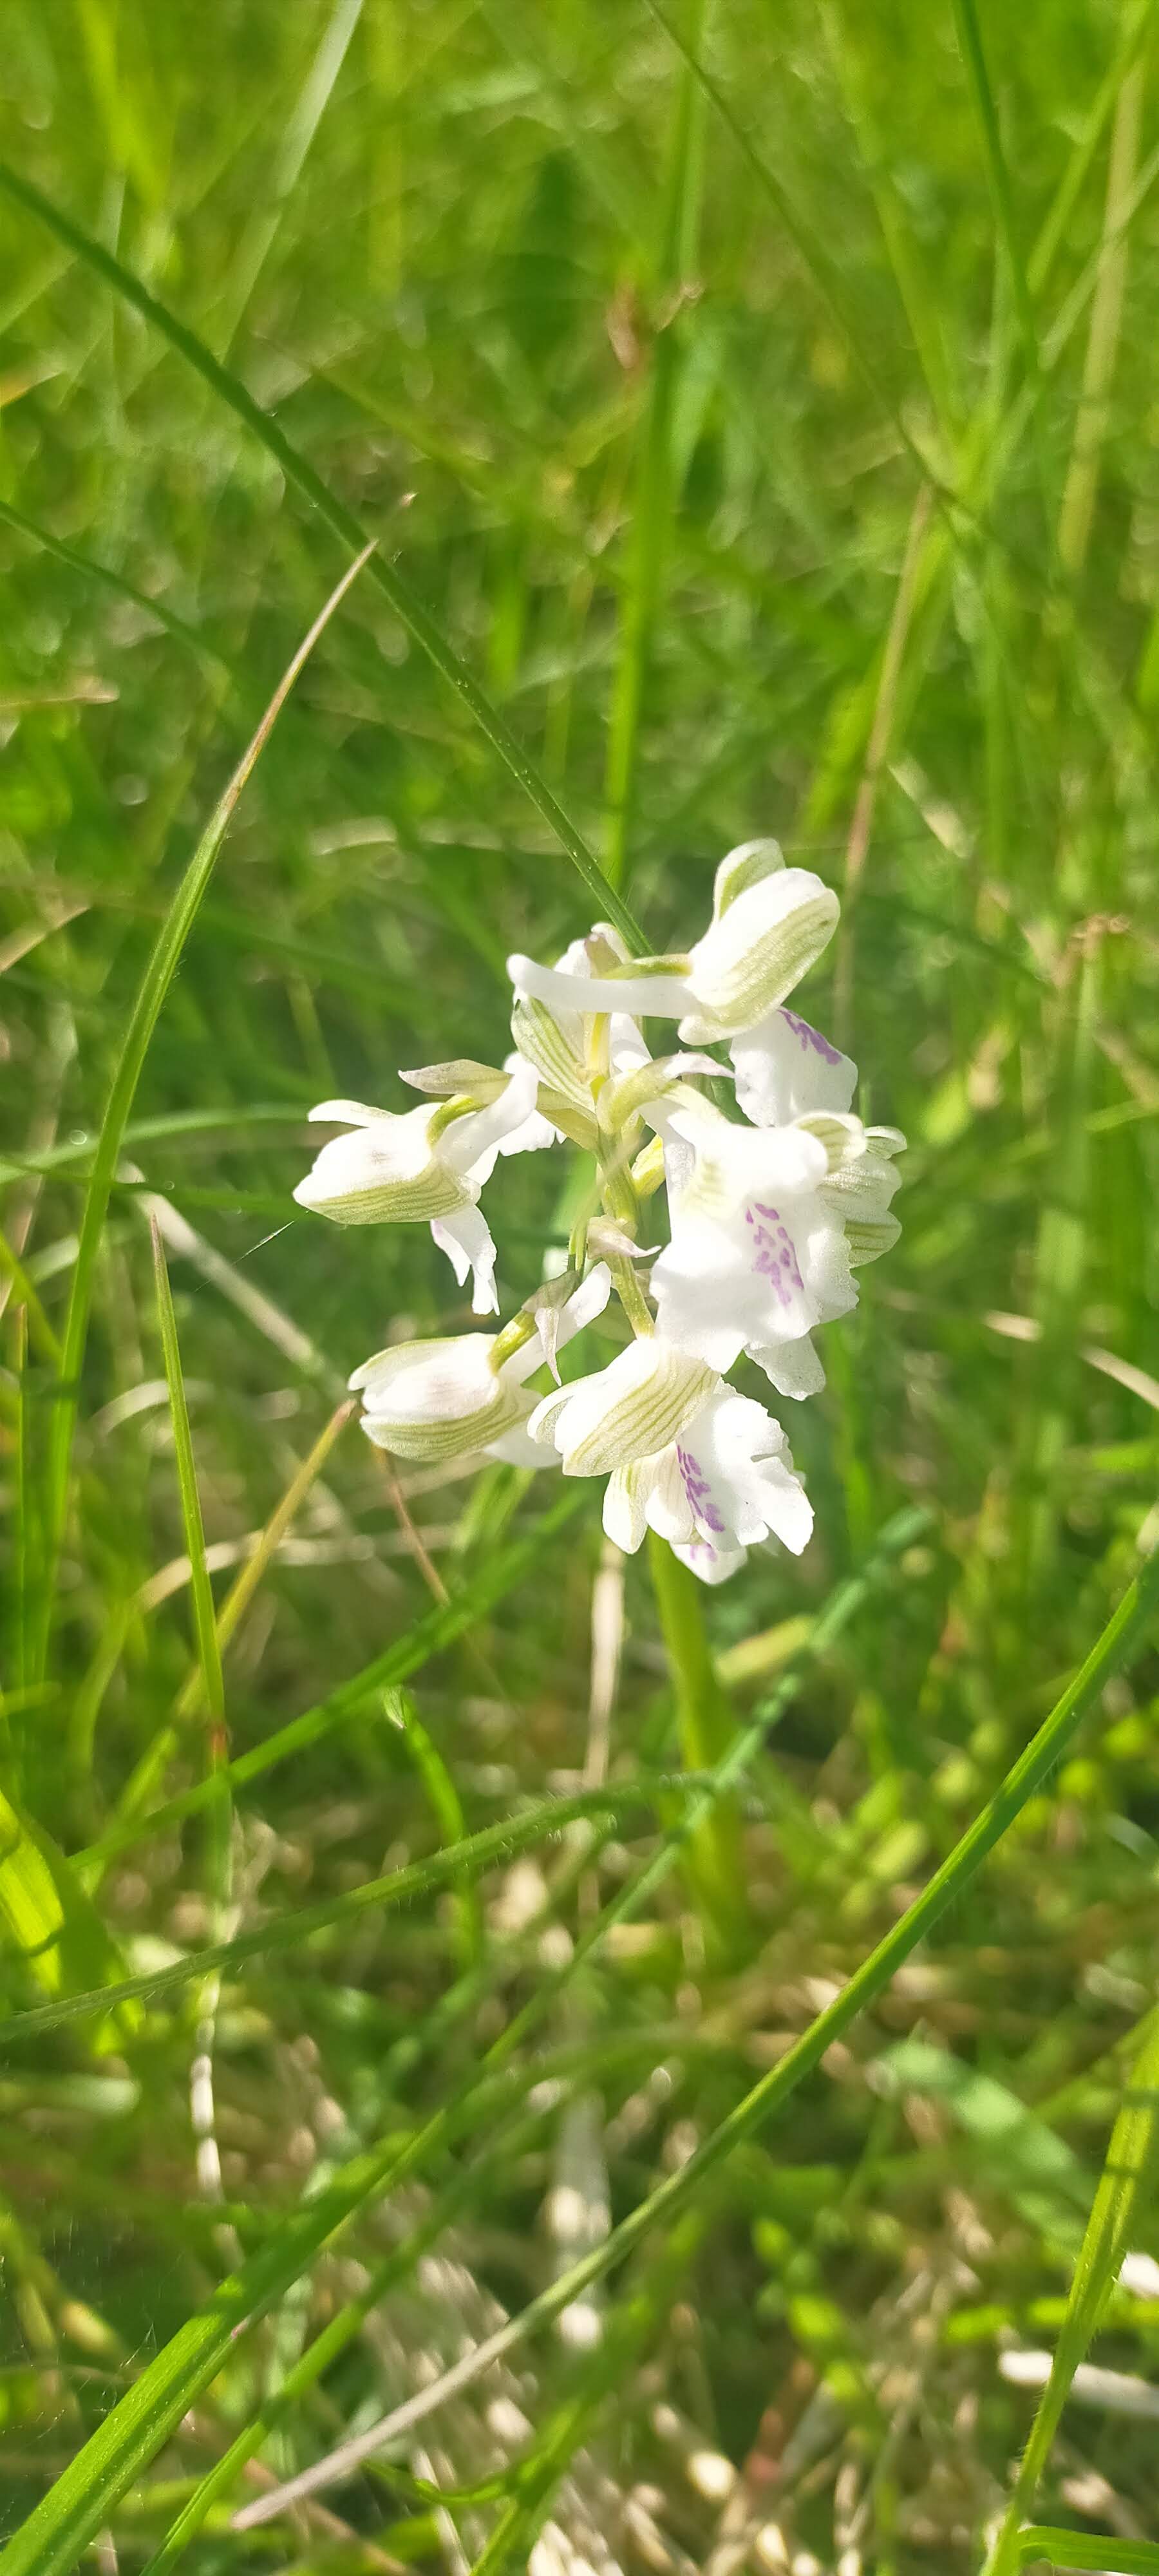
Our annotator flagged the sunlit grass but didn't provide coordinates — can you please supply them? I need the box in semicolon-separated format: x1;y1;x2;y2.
1;3;1158;2570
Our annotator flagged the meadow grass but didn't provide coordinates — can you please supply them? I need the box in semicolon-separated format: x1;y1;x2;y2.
1;3;1158;2570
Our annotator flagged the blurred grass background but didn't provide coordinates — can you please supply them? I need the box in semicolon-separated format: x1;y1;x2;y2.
1;1;1158;2568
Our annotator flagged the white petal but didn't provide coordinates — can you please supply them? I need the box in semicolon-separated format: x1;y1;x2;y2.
672;1535;747;1586
750;1332;826;1399
729;1007;857;1128
294;1108;462;1223
527;1368;603;1449
641;1443;697;1546
603;1460;654;1553
508;952;692;1021
650;1223;750;1374
536;1338;715;1477
430;1206;498;1314
351;1333;494;1412
680;869;840;1039
711;838;787;916
484;1423;558;1467
438;1058;541;1183
500;1264;612;1388
674;1388;813;1556
306;1097;390;1126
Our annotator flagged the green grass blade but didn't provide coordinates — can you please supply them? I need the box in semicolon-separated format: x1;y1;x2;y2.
603;19;705;891
149;1220;226;1754
948;0;1041;381
149;1219;231;1957
1019;2541;1159;2573
387;1686;484;1971
986;2007;1159;2573
0;161;645;953
31;545;374;1685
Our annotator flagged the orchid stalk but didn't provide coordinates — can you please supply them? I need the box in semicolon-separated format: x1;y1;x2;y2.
290;838;903;1953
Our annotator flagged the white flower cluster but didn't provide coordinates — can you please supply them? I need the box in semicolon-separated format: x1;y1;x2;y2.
294;841;903;1584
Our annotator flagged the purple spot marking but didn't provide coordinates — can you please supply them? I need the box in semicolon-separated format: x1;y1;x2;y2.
782;1007;842;1066
747;1201;804;1309
676;1443;726;1534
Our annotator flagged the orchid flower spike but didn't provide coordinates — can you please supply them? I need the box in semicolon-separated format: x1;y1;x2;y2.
290;831;903;1584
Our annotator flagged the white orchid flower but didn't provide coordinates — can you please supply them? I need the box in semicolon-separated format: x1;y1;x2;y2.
508;841;838;1046
351;1264;610;1465
294;1059;541;1314
648;1097;901;1399
529;1338;811;1571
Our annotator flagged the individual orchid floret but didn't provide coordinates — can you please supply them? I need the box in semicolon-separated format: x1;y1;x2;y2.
648;1095;901;1400
529;1337;812;1566
352;1264;611;1466
293;1058;541;1314
507;840;838;1046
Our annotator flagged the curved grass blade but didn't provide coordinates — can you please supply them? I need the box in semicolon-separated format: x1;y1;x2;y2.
985;2007;1159;2574
31;545;374;1685
21;1539;1148;2566
0;162;645;955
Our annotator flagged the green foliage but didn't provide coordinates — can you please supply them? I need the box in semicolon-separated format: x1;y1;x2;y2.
2;2;1159;2568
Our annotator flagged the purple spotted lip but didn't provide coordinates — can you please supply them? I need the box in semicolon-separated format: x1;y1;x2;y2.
781;1007;842;1066
744;1202;804;1308
676;1443;725;1534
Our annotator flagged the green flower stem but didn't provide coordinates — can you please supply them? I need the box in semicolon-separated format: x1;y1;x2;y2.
647;1530;752;1964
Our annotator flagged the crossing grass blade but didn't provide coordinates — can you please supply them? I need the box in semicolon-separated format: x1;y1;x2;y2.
985;2007;1159;2574
29;545;375;1687
0;162;646;956
4;1540;1153;2576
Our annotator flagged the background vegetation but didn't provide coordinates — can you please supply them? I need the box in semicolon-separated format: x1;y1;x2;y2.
1;2;1158;2568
